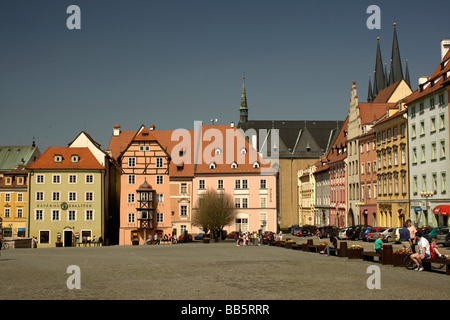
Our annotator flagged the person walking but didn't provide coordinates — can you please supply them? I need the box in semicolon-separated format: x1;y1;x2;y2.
407;219;417;252
399;222;411;250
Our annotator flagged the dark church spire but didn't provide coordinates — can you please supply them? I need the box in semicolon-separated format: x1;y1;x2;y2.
373;37;385;97
389;22;404;84
367;74;373;103
239;76;248;123
405;59;411;88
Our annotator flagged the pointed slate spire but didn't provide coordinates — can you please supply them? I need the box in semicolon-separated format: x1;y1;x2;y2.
373;37;385;97
239;76;248;123
389;23;403;84
367;74;373;103
384;63;389;88
388;59;393;86
405;59;411;88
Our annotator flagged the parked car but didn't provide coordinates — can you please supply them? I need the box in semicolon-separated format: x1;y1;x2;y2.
436;227;450;245
420;227;438;242
300;226;313;237
366;227;386;242
290;225;300;235
319;226;339;238
381;228;395;242
227;231;240;239
178;233;193;242
360;227;372;241
445;232;450;247
346;225;372;240
194;233;206;240
338;228;349;240
392;228;401;243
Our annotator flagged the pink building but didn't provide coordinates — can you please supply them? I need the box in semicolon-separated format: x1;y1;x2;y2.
108;122;277;244
328;117;348;228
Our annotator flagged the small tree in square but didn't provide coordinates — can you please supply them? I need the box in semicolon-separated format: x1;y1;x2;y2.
192;189;236;241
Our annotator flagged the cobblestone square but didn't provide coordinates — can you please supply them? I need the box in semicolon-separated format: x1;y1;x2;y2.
1;237;449;301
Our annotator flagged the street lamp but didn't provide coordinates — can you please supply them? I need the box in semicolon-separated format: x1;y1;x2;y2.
418;191;433;227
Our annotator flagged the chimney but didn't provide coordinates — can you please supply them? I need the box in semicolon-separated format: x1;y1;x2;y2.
230;122;235;128
113;124;121;136
441;39;450;61
149;124;155;131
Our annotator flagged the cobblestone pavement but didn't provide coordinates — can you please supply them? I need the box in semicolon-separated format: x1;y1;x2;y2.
0;236;449;300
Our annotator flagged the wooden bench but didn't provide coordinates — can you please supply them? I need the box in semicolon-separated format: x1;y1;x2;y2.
308;245;318;253
362;251;383;262
328;248;340;256
422;258;450;275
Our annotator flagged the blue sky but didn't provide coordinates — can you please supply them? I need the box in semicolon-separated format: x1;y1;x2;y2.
0;0;449;152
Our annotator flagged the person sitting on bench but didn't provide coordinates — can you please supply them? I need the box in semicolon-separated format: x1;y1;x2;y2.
374;234;384;254
430;237;449;259
410;231;430;271
320;235;338;256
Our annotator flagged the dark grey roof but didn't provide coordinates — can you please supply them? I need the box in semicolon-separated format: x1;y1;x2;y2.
238;120;344;158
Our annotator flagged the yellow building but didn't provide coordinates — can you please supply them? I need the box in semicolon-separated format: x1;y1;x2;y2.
373;104;410;227
0;166;29;238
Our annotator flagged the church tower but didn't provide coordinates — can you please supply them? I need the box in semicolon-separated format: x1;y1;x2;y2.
239;76;248;123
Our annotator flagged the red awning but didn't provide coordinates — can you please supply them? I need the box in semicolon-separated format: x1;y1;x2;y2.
433;205;450;215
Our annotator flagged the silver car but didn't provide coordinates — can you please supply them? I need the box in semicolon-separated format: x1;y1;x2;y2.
381;228;395;243
338;228;349;240
436;227;450;245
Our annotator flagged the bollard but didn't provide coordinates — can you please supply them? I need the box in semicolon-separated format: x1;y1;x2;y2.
339;242;348;257
382;244;393;265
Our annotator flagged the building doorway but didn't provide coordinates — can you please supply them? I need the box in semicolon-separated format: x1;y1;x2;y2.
64;230;73;247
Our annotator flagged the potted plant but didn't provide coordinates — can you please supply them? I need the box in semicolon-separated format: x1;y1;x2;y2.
347;245;364;259
318;242;329;252
285;240;296;249
203;237;210;244
392;249;412;267
55;241;63;247
301;242;309;251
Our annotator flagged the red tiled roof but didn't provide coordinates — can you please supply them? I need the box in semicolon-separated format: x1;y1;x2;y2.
27;147;104;170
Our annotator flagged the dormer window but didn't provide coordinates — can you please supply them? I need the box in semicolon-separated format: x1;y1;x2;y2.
71;155;79;163
209;162;216;170
240;148;247;155
231;162;238;169
253;161;260;169
215;148;222;155
54;155;63;163
6;177;12;185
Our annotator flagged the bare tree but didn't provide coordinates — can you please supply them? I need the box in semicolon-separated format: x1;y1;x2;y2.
192;189;236;240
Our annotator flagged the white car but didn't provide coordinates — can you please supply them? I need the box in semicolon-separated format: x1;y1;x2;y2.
338;228;349;240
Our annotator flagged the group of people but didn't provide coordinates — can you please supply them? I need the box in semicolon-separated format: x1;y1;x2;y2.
235;231;264;246
146;233;177;245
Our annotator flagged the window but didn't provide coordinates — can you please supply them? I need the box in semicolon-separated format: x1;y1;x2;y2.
394;148;398;166
412;148;417;164
420;121;425;136
421;145;426;163
181;183;187;194
5;193;10;202
39;231;50;244
68;210;76;221
242;198;248;208
85;192;93;202
361;163;364;175
156;176;164;185
431;142;437;161
215;148;222;155
156;157;163;168
4;208;10;218
413;176;418;195
401;145;406;165
422;175;427;192
393;127;398;140
156;212;164;223
36;191;44;201
17;193;23;202
209;162;216;170
231;162;238;169
253;161;260;169
157;194;164;203
54;155;62;163
235;218;248;232
401;124;406;138
86;210;94;221
85;175;94;184
128;175;135;184
52;210;60;221
71;155;79;163
411;124;416;139
394;173;399;194
242;180;248;189
430;97;435;110
240;148;247;155
387;129;391;142
260;197;267;208
128;213;135;223
401;172;407;194
69;175;77;184
260;179;267;189
442;172;447;194
441;140;446;159
35;209;43;221
139;146;150;152
180;205;187;217
438;93;445;105
235;180;241;189
69;192;77;202
52;192;60;202
432;173;437;194
128;157;136;167
127;193;135;203
217;180;223;190
419;102;424;114
430;117;436;133
53;175;61;184
367;185;371;199
235;198;241;208
439;114;445;130
367;161;371;174
199;179;205;189
17;207;23;218
411;105;416;118
36;175;44;184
